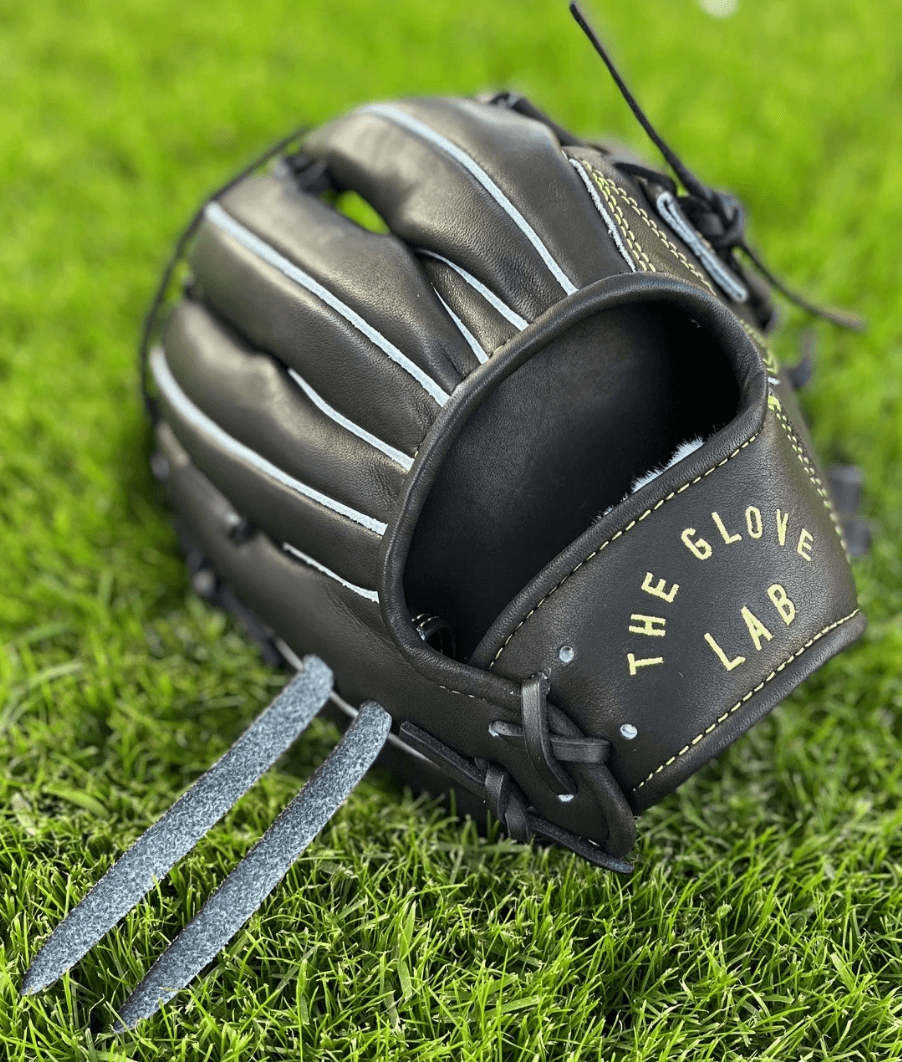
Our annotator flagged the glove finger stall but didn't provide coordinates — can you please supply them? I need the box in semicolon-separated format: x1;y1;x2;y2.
162;300;405;526
189;177;466;454
151;348;382;592
304;98;632;323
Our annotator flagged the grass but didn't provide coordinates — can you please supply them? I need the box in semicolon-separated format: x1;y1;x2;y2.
1;0;901;1057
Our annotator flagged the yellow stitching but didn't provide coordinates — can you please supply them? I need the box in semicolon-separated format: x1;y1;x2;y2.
768;398;846;549
740;319;768;348
589;172;785;392
590;170;655;272
592;172;652;271
589;170;654;272
739;321;780;375
591;168;717;295
631;608;860;791
610;180;711;289
438;683;483;700
488;432;760;670
609;181;697;272
770;401;825;492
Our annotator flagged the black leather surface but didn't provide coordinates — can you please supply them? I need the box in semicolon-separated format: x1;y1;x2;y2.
418;255;518;355
155;424;632;854
164;301;405;523
148;93;863;858
190;180;457;452
155;366;382;592
222;176;474;384
470;402;862;811
405;302;739;658
305;99;632;317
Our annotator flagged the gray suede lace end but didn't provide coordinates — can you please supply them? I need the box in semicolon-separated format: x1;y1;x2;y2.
114;700;391;1030
21;656;334;997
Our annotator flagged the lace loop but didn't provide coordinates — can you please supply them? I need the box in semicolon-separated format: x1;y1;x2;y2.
520;673;576;797
569;1;865;333
484;762;531;843
399;706;636;873
489;720;609;763
683;191;745;250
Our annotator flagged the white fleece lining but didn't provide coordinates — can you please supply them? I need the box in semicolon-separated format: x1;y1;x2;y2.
629;436;705;493
596;436;706;523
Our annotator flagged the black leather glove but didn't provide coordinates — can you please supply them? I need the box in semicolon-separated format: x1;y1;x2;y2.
23;9;866;1026
147;88;863;860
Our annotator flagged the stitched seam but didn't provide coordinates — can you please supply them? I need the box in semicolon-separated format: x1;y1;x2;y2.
770;402;828;497
631;608;860;792
740;319;768;348
739;320;780;375
591;168;717;295
614;184;714;293
769;398;846;548
488;432;760;671
597;177;652;271
568;158;636;272
438;683;484;700
681;211;744;291
611;181;704;282
589;170;654;272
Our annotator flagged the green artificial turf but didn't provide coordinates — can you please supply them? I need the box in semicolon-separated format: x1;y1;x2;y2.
1;0;901;1057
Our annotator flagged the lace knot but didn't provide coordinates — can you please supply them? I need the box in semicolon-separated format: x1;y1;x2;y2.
483;762;531;843
683;191;745;250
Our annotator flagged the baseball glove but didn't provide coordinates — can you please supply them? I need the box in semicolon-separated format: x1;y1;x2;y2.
23;3;867;1028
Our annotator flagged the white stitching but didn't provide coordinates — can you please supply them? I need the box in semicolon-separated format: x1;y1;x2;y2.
282;543;379;602
655;190;749;303
589;169;719;295
589;170;654;272
205;202;450;406
287;367;414;470
418;249;528;329
151;348;387;536
606;177;712;289
432;289;488;364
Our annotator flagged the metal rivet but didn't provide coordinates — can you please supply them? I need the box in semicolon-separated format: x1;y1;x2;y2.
620;723;638;741
558;645;575;664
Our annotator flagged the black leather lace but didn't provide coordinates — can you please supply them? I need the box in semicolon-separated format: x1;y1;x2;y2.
400;676;635;873
570;1;865;333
